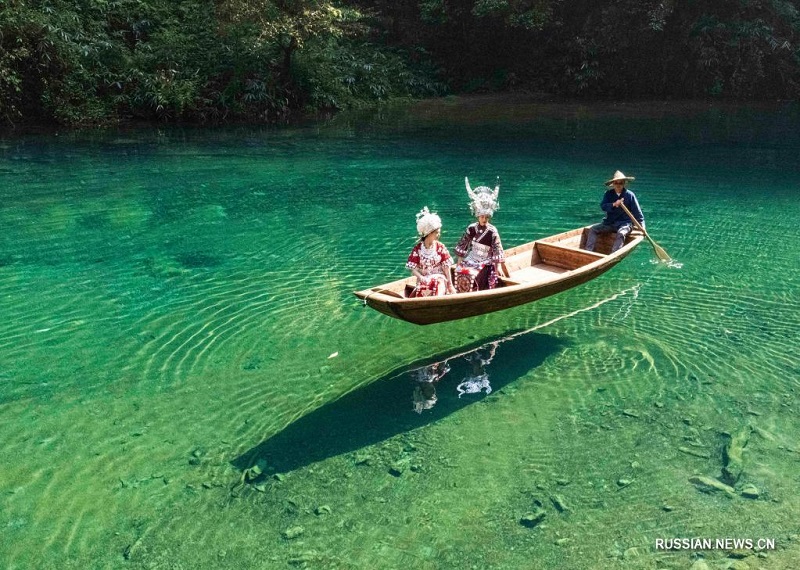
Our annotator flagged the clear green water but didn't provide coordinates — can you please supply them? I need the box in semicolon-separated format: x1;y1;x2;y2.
1;100;799;569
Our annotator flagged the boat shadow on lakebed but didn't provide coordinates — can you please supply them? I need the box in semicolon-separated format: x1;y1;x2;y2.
232;331;566;477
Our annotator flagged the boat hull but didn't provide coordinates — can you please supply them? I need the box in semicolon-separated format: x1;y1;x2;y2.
354;226;643;325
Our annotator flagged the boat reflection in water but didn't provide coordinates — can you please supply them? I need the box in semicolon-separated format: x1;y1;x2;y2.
232;332;564;477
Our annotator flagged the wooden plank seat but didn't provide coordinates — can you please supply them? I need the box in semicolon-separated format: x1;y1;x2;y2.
534;242;605;270
510;264;569;284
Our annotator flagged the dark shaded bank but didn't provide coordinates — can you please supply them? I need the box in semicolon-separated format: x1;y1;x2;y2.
232;331;566;477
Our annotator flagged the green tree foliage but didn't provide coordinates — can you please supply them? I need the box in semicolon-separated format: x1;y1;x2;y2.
213;0;442;116
0;0;444;125
2;0;798;125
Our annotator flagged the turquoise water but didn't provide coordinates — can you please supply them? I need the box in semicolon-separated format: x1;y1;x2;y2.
1;100;799;569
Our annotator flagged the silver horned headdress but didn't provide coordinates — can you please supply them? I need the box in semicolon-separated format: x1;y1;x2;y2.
465;176;499;217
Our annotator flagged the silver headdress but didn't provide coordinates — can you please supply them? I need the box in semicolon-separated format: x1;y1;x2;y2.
415;206;442;238
465;176;499;217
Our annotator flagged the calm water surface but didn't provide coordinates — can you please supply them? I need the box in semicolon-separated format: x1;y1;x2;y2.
1;100;799;569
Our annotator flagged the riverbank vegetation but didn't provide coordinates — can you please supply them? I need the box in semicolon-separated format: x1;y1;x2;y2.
2;0;799;126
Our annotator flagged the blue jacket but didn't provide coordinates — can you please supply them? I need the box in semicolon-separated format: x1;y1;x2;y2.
600;188;645;227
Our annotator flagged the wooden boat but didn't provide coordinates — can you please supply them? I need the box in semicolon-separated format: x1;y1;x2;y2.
353;226;644;325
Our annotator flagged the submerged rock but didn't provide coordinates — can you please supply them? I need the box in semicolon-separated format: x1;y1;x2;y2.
288;552;319;565
389;457;410;476
623;546;641;559
722;426;752;485
189;448;205;466
520;509;546;528
688;475;736;497
678;446;711;459
550;495;569;513
740;484;760;499
282;526;305;540
354;453;373;466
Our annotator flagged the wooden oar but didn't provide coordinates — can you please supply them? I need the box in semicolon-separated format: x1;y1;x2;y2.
619;203;672;262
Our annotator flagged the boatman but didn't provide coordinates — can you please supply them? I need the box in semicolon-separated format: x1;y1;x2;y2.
584;170;645;253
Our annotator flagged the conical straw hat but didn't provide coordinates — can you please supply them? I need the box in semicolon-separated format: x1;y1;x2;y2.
604;170;635;186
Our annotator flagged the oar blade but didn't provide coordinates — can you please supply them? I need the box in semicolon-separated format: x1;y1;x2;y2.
654;244;672;262
647;238;671;262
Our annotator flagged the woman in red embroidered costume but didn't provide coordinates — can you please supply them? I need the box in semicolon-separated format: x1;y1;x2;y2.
454;177;510;292
406;207;456;297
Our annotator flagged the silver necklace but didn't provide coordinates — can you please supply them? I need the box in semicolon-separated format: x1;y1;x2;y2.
419;241;438;263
